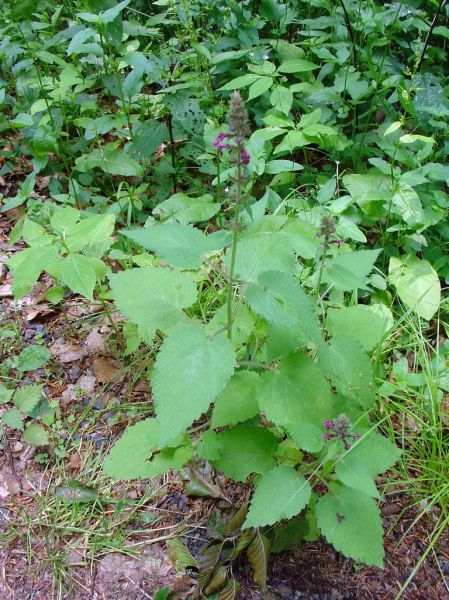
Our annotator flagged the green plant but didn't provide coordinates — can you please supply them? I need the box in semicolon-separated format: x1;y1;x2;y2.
102;93;402;587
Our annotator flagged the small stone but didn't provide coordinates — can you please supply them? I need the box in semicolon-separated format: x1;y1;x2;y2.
13;442;23;452
75;375;96;395
276;583;292;596
68;365;81;382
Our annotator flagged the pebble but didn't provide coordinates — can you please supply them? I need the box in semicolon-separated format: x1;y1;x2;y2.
68;365;81;382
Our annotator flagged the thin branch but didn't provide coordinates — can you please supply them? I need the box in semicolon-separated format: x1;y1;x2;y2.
417;0;448;72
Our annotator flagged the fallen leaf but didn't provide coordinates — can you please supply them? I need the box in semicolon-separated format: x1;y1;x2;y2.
85;328;106;354
50;342;86;363
93;357;122;383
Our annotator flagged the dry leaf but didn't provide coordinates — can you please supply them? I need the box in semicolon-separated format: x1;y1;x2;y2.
93;357;122;383
85;328;106;354
50;342;86;363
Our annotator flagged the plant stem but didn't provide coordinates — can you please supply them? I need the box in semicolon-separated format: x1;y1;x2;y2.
315;235;330;305
226;160;242;340
417;0;447;72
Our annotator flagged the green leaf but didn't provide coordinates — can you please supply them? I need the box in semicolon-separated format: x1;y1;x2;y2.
225;233;295;283
122;224;229;269
56;481;98;503
326;305;393;351
75;149;143;177
67;28;95;55
318;336;375;409
389;256;440;320
153;193;219;224
274;130;308;154
324;249;381;291
391;184;424;226
264;159;303;174
211;371;260;428
219;74;260;90
245;271;321;344
23;423;49;446
65;214;115;252
277;59;319;73
22;219;52;247
286;423;323;453
210;426;278;481
335;432;401;498
50;206;80;233
246;530;270;590
244;466;311;528
130;120;169;159
2;407;24;430
104;418;192;479
60;253;97;300
109;266;197;334
257;353;334;428
248;76;273;101
270;85;293;114
8;246;58;298
316;484;384;567
13;384;43;414
272;516;309;552
152;324;235;445
17;346;51;372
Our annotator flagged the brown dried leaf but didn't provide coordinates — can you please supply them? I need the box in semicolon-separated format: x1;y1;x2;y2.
50;342;86;363
92;357;122;383
247;529;270;590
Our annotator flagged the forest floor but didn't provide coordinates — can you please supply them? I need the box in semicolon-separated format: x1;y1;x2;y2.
1;175;449;600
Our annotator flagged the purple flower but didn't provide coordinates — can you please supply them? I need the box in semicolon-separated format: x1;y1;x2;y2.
323;434;333;441
241;149;250;165
323;420;334;430
212;132;230;153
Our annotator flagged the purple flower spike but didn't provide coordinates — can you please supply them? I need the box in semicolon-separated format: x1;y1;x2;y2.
241;149;250;165
323;420;334;430
323;434;333;441
212;132;230;153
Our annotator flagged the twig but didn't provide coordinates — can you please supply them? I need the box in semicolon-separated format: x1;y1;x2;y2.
338;0;357;65
417;0;448;72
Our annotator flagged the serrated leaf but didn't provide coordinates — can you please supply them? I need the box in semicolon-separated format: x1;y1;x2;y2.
104;418;192;480
246;530;270;589
225;233;295;283
123;224;229;269
167;538;198;571
324;249;381;291
211;371;260;428
109;266;197;334
13;384;43;414
244;466;311;529
257;353;334;428
2;407;24;430
316;484;384;567
389;256;440;320
210;426;278;481
326;305;393;352
335;432;401;498
245;271;321;343
17;346;51;372
318;336;375;409
152;324;235;445
23;423;48;446
286;423;323;453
